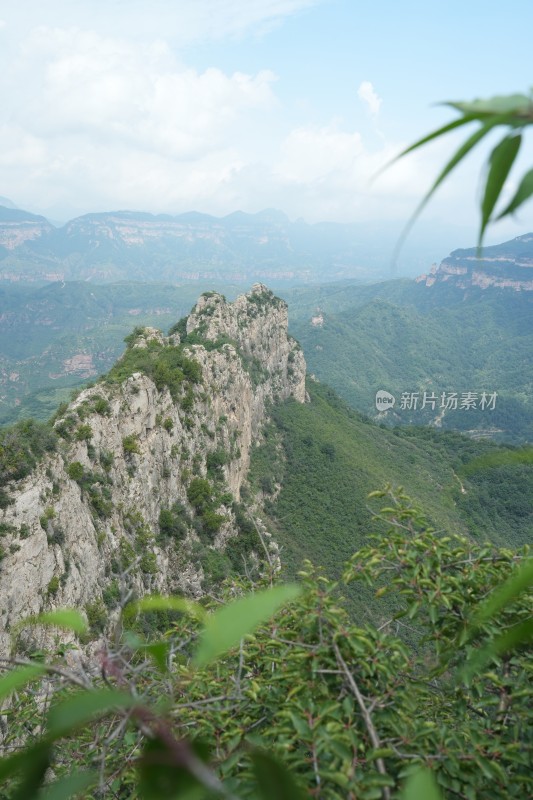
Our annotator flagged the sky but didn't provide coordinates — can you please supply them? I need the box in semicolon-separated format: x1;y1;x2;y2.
1;0;533;256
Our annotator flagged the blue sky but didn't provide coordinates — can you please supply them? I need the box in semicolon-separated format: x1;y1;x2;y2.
1;0;532;259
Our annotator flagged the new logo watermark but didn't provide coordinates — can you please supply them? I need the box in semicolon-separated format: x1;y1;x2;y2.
375;390;498;412
375;390;396;412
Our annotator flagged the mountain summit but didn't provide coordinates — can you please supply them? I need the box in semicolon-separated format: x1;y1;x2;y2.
0;285;305;656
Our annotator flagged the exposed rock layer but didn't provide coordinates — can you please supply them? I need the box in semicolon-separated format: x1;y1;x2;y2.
0;285;305;655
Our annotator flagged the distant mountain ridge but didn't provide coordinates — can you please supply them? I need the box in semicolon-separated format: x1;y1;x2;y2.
417;233;533;291
0;205;395;284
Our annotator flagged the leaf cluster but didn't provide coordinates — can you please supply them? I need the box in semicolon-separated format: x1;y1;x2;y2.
389;91;533;247
1;492;531;798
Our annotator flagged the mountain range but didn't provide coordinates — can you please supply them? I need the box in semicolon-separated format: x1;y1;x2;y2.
1;250;531;441
0;202;476;284
0;205;388;284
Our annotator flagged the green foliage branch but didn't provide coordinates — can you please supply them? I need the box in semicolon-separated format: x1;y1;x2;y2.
0;491;531;799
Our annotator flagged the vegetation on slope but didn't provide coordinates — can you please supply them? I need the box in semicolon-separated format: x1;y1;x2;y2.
1;493;531;799
249;381;533;617
290;284;533;442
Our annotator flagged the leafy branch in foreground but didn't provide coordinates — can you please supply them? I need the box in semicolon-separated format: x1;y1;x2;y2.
0;491;531;799
386;91;533;248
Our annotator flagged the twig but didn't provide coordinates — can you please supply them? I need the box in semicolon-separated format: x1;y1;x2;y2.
333;641;391;800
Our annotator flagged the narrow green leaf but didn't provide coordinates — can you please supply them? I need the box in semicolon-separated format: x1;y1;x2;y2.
38;770;98;800
12;610;87;645
138;737;215;800
409;117;508;223
392;114;510;258
473;558;533;624
9;744;51;800
402;766;443;800
496;166;533;218
448;93;533;118
462;619;533;681
194;584;301;668
375;115;478;179
35;609;88;634
47;689;139;738
124;595;206;622
251;750;307;800
479;134;522;244
0;664;46;702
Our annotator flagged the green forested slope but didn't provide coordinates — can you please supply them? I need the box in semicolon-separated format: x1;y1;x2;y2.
249;381;532;617
3;277;531;442
289;283;533;442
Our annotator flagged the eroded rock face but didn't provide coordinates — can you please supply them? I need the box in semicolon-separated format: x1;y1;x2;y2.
0;286;306;655
416;233;533;291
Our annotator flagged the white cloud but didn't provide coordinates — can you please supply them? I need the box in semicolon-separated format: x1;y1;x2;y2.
5;1;319;45
0;2;499;233
9;27;276;160
357;81;382;116
0;20;6;30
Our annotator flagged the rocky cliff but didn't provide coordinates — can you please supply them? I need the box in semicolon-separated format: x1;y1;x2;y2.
0;207;53;253
0;285;305;655
416;233;533;291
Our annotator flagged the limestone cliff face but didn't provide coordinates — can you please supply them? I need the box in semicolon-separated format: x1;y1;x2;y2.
0;285;305;655
416;233;533;291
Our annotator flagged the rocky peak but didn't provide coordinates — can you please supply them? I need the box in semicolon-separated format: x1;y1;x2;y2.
0;286;305;656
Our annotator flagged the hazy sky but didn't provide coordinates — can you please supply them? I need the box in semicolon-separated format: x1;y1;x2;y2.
1;0;533;246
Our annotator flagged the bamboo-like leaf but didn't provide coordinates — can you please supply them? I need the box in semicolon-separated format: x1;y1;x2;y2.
0;664;46;702
392;115;510;257
448;93;533;118
376;114;478;178
0;741;51;786
479;134;522;245
194;584;301;668
8;744;51;800
47;689;139;738
496;166;533;218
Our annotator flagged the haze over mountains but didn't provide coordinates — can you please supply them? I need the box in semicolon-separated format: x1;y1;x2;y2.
0;202;467;284
1;220;532;441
